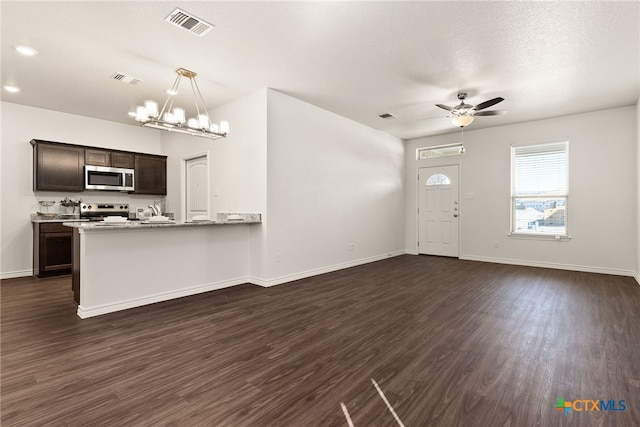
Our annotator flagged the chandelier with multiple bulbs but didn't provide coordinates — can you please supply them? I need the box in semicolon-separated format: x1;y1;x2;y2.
133;68;229;140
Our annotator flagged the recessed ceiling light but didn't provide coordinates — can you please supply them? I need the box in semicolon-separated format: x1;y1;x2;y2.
14;45;38;56
3;86;20;93
166;89;178;96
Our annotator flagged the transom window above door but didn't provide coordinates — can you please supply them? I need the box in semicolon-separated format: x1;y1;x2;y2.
417;143;464;159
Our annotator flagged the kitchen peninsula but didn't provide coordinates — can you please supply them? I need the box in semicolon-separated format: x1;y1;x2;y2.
64;213;261;318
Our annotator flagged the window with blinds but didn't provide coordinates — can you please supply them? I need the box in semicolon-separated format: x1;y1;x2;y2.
511;141;568;236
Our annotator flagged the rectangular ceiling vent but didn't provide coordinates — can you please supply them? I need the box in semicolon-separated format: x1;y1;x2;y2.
111;73;141;85
378;113;397;120
165;8;214;37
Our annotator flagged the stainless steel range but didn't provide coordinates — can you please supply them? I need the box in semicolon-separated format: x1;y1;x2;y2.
80;203;129;221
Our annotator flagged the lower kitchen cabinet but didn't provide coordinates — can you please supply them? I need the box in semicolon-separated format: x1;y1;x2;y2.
33;222;72;277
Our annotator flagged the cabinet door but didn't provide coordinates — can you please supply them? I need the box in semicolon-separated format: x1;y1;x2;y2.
134;154;167;195
35;222;72;277
111;152;135;169
40;232;72;273
85;149;111;166
34;142;85;191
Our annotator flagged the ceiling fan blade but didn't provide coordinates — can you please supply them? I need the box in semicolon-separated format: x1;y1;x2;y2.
474;97;504;111
418;115;451;121
474;110;507;116
435;104;453;111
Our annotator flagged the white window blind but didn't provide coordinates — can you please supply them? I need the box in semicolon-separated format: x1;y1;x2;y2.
511;141;568;236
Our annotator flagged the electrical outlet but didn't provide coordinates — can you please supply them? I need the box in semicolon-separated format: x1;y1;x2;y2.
276;252;281;262
493;241;499;248
347;243;355;251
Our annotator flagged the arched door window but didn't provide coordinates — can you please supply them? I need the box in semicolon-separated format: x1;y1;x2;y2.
426;173;451;186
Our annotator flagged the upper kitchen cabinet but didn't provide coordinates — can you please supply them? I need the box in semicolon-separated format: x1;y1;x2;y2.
134;154;167;195
111;151;135;169
32;140;85;192
85;148;134;169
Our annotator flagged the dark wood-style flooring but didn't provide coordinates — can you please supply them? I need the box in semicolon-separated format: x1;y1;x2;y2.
2;256;640;426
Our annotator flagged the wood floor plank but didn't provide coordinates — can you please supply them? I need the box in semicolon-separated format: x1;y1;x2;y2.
2;256;639;426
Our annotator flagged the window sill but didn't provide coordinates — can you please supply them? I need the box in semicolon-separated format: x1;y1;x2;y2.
508;233;571;241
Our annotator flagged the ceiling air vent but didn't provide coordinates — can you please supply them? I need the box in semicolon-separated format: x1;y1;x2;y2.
165;8;214;37
111;73;141;85
378;113;397;120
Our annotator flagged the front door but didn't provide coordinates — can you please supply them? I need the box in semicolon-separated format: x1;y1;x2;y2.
418;165;459;257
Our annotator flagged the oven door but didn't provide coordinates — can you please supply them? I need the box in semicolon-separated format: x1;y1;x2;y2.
85;165;134;191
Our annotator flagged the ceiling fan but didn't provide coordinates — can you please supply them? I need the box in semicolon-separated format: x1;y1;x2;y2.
436;92;506;127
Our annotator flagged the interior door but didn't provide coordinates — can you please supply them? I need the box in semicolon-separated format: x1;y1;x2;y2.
185;155;209;220
418;165;459;257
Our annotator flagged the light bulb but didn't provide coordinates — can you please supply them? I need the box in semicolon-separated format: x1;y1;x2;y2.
173;108;185;124
135;106;148;122
198;114;209;129
210;123;219;133
187;118;199;129
144;100;158;118
220;121;230;134
163;112;176;124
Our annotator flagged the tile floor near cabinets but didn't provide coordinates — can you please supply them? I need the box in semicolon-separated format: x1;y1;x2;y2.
1;256;639;426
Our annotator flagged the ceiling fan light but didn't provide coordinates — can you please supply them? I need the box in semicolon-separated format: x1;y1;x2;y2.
451;115;474;127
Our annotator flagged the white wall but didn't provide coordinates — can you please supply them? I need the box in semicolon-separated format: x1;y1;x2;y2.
261;89;405;284
0;102;163;278
636;99;640;284
162;89;268;281
406;106;638;276
162;89;267;221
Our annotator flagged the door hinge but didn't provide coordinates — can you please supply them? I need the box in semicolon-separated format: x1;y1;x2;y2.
417;241;419;247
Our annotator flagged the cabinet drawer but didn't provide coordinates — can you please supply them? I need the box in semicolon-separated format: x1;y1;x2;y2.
39;222;71;233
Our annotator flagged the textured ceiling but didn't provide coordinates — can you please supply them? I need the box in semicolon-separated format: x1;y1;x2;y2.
1;1;638;140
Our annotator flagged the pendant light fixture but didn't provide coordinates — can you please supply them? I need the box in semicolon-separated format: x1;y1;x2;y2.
133;68;229;140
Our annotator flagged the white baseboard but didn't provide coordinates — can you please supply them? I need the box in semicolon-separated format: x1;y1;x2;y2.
634;272;640;286
77;277;249;318
0;269;33;280
404;249;419;255
460;254;636;277
248;251;406;287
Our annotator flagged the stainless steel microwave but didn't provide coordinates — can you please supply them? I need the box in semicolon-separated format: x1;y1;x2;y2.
85;165;134;191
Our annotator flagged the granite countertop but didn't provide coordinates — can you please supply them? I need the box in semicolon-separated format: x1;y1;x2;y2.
62;213;261;230
31;214;88;223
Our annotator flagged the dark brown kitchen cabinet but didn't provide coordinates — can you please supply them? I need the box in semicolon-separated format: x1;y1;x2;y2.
85;148;111;166
134;154;167;195
32;139;165;194
85;148;134;169
33;222;72;277
111;151;135;169
32;140;85;191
